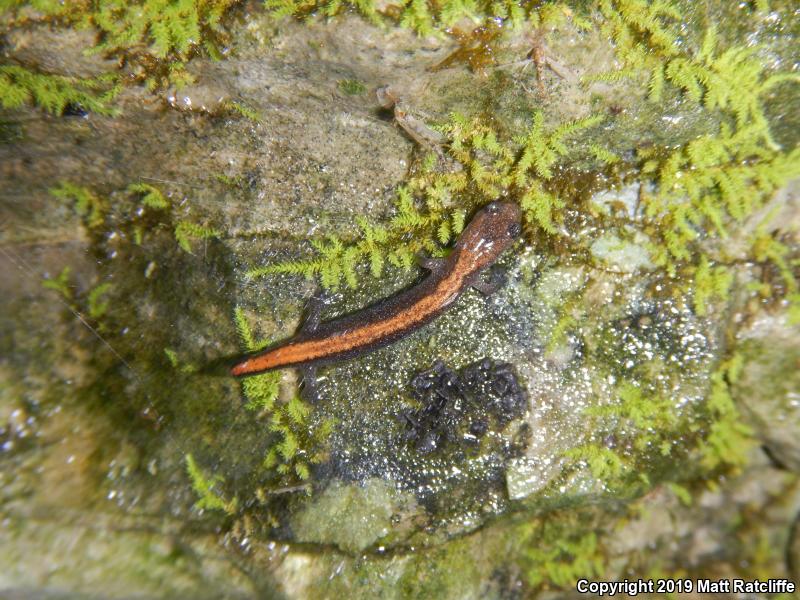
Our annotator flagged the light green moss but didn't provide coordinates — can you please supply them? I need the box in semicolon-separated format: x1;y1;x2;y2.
50;182;108;230
127;183;170;210
248;110;603;290
519;512;605;589
0;66;120;116
337;78;366;95
185;453;238;514
2;1;242;91
174;221;220;253
232;307;333;484
224;99;262;122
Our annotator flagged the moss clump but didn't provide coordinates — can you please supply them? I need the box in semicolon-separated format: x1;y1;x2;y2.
2;1;243;91
50;182;109;230
173;221;220;253
563;380;684;489
518;511;606;589
263;394;334;481
41;266;75;302
89;0;239;62
233;306;282;411
224;99;262;122
0;66;121;116
2;1;240;64
563;348;757;499
127;182;170;210
185;453;238;514
266;0;589;37
233;307;333;485
52;180;221;252
248;109;603;290
337;78;366;95
41;267;114;335
695;354;754;471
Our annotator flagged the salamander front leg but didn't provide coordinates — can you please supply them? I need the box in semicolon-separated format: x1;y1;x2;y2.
301;292;325;334
416;254;446;274
470;266;507;296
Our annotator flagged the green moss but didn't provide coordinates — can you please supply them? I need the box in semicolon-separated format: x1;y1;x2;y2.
545;288;584;352
562;379;685;491
337;78;366;95
265;0;588;37
589;143;620;165
41;266;74;302
3;1;242;89
51;179;223;255
224;99;262;122
90;0;238;61
127;183;170;210
0;66;120;116
173;220;220;253
232;307;332;484
42;266;114;329
233;307;282;411
563;347;757;497
519;512;605;589
87;282;113;319
696;354;754;471
692;256;732;316
185;453;237;514
263;395;333;481
248;110;603;290
164;347;197;372
50;182;109;230
3;1;240;60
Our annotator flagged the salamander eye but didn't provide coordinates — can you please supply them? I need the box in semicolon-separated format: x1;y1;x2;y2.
507;222;521;237
486;202;500;214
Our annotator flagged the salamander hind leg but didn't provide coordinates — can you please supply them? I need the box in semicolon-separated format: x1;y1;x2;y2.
300;365;321;404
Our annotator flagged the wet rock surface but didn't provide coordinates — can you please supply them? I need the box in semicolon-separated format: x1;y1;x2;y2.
1;2;799;598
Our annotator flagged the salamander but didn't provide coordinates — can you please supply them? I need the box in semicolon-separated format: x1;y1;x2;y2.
231;201;522;377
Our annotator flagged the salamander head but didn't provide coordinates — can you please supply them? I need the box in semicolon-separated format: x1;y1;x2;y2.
455;201;522;272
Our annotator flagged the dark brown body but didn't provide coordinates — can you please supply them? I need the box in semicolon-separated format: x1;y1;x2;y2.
231;201;521;376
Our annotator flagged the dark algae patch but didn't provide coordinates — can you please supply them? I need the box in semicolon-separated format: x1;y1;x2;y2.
1;0;799;597
399;358;529;455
